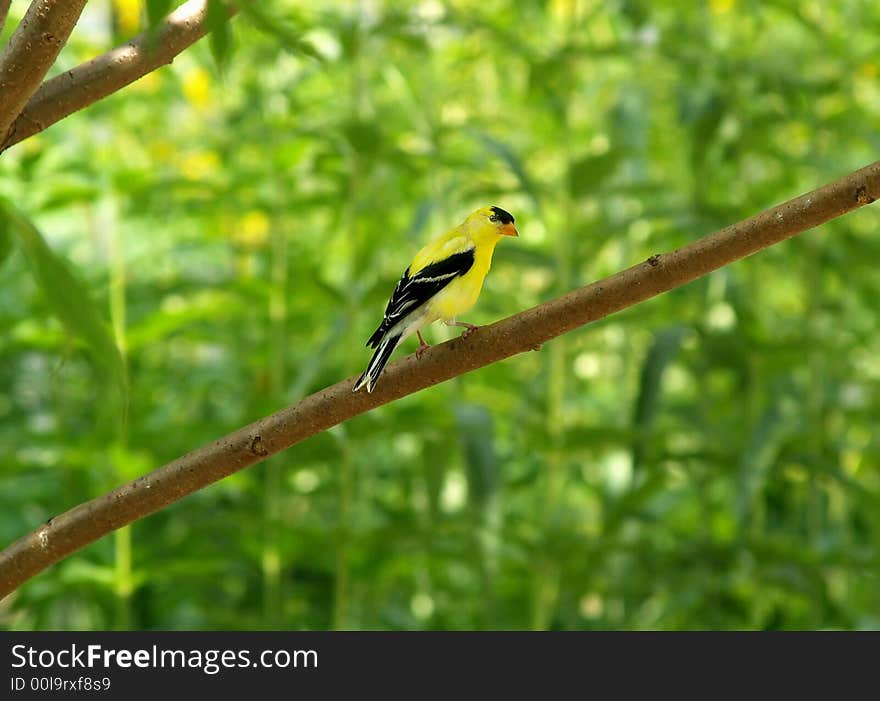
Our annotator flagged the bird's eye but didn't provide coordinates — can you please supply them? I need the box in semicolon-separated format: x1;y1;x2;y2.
489;214;498;222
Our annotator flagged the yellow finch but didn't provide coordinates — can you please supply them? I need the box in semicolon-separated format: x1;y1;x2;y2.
353;206;518;393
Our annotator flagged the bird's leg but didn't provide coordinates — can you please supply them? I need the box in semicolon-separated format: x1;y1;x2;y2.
445;319;480;338
415;330;430;359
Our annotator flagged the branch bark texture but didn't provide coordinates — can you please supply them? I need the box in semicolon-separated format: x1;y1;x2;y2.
1;0;240;153
0;162;878;599
0;0;88;147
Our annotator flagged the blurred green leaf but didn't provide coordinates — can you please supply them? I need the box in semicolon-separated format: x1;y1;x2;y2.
0;198;126;397
146;0;173;30
736;398;789;531
475;133;542;211
0;218;14;270
238;3;322;60
631;326;686;472
569;152;621;196
343;119;384;158
207;0;234;73
455;403;499;509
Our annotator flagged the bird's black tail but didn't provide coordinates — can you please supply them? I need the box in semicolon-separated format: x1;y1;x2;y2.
353;332;402;393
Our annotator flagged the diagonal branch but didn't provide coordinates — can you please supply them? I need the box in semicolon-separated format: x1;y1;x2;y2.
0;0;88;147
0;0;241;154
0;162;878;599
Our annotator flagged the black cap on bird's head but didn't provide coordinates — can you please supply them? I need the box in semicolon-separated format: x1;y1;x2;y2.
489;206;515;225
488;205;518;237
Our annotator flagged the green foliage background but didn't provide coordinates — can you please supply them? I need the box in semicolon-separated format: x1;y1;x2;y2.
1;0;879;630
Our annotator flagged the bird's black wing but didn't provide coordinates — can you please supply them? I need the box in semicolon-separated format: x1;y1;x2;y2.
366;248;475;348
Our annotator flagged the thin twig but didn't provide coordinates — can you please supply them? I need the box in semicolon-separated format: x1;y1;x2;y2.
0;162;878;599
0;0;88;148
0;0;241;153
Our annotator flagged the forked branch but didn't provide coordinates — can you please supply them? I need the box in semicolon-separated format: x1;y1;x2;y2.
0;0;241;153
0;0;88;147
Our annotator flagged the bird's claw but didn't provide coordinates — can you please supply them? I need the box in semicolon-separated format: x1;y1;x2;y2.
460;324;479;339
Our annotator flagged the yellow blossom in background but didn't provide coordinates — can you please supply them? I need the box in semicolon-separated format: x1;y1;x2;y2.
549;0;578;21
180;150;220;180
853;62;880;111
112;0;141;35
183;67;212;109
148;138;175;163
233;211;271;249
857;62;877;79
710;0;735;13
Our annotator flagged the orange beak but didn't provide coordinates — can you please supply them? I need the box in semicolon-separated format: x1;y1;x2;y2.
500;223;519;237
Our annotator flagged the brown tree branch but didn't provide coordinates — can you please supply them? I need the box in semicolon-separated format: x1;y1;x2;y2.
1;162;878;599
0;0;12;36
0;0;241;153
0;0;88;148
